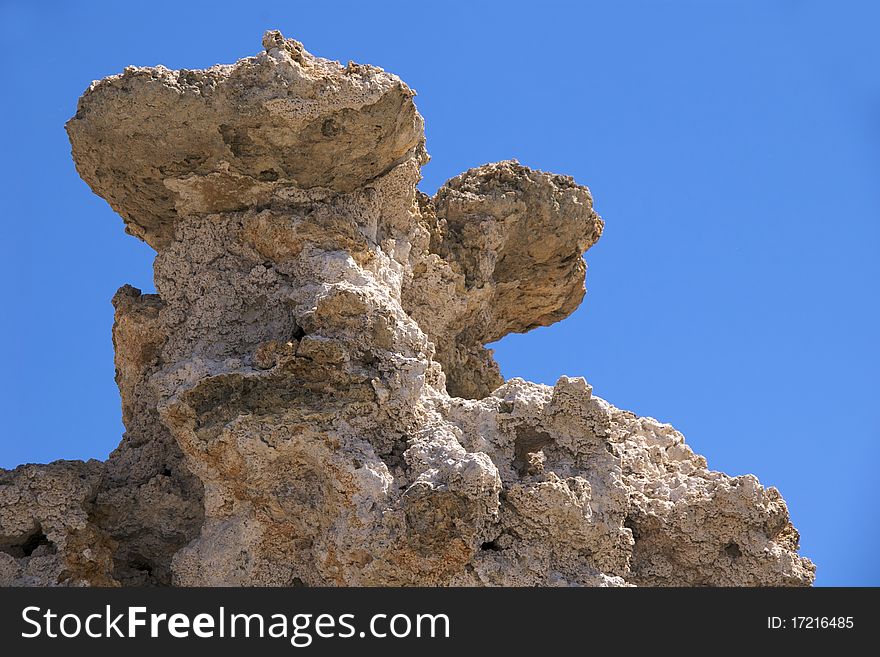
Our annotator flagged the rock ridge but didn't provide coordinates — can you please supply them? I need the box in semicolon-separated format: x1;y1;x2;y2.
0;32;814;587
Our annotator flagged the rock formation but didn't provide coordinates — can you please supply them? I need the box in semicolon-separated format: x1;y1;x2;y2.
0;32;814;587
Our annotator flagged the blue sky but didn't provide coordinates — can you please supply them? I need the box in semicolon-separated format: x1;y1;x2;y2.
0;1;877;586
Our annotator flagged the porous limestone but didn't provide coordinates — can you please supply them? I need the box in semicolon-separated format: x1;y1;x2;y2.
0;32;814;587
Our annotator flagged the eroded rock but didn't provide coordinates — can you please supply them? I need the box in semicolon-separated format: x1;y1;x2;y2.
0;32;814;587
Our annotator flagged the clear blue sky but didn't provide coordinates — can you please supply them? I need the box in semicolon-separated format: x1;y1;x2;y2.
1;1;877;586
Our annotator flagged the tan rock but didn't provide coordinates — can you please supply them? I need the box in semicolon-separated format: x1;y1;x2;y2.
0;32;814;587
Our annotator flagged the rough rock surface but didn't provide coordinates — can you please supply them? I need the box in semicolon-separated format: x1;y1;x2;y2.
1;32;814;587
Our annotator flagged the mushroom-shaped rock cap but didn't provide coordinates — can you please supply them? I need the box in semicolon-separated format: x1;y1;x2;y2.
432;160;603;344
66;31;426;250
404;160;604;399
